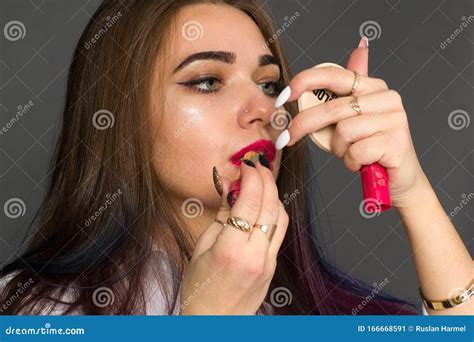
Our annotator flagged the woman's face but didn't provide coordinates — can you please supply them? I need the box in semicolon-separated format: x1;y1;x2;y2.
151;4;284;212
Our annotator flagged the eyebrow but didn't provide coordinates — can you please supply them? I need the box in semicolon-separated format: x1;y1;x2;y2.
173;50;281;73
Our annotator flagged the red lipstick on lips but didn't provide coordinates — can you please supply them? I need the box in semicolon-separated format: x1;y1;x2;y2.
227;139;276;207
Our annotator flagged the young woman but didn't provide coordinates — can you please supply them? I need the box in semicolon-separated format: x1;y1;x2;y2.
1;0;472;315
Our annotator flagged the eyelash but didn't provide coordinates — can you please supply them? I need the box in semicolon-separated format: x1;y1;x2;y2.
178;76;285;97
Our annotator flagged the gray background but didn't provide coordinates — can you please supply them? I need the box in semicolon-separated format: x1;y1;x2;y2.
0;0;473;308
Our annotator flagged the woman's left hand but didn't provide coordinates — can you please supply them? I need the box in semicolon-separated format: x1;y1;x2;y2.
275;37;430;209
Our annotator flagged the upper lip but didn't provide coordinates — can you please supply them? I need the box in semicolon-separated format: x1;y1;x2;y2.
229;139;276;168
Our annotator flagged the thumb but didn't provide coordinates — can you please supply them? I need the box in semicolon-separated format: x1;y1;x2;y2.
346;36;369;76
192;174;232;258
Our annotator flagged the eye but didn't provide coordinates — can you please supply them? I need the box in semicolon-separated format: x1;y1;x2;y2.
178;76;222;94
259;79;284;97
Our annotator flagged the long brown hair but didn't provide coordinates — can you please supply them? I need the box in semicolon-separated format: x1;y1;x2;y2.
1;0;417;315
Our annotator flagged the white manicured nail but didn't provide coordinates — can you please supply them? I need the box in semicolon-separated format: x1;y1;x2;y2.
275;129;290;150
274;86;291;108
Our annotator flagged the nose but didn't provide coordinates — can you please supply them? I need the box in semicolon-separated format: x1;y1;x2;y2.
234;85;276;129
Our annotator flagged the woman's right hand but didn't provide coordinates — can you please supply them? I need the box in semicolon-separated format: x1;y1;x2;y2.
179;157;289;315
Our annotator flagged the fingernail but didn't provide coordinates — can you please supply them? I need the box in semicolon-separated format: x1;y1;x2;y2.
274;86;291;108
227;179;241;207
212;166;223;196
258;153;271;170
227;191;237;207
275;129;290;150
243;159;256;168
358;36;369;48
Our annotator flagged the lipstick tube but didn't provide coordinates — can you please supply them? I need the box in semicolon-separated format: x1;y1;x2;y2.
227;151;260;207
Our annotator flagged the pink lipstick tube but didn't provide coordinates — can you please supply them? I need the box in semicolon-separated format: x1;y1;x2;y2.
360;163;391;212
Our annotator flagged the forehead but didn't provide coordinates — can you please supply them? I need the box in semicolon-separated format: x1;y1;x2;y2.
170;3;272;64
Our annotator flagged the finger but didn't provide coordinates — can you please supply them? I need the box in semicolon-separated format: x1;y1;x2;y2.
278;66;387;107
193;175;232;258
286;90;402;147
268;200;289;260
342;132;407;172
331;111;406;159
218;161;263;245
248;161;279;248
346;37;369;76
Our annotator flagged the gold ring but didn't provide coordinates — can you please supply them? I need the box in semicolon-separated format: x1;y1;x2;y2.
227;216;253;233
350;70;360;95
349;96;362;115
253;223;277;240
214;218;226;226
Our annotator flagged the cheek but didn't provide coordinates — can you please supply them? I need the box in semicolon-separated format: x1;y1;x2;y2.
151;99;228;203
